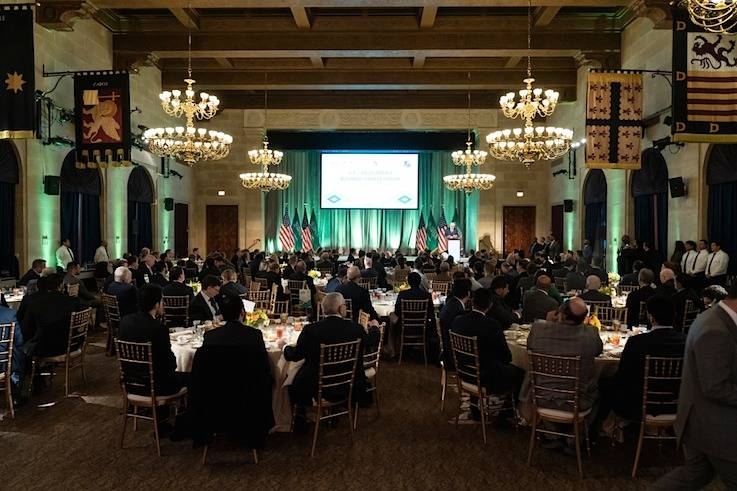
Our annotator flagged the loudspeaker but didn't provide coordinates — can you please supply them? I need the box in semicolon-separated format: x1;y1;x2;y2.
43;176;60;195
563;199;574;213
669;177;686;198
164;197;174;211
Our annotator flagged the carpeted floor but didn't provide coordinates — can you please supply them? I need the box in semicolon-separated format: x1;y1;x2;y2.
0;335;724;491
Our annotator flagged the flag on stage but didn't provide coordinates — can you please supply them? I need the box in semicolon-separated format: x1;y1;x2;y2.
291;208;302;252
0;5;35;139
585;71;643;169
279;208;295;251
672;9;737;143
437;208;449;252
301;208;313;252
309;209;320;250
415;212;427;252
427;211;438;251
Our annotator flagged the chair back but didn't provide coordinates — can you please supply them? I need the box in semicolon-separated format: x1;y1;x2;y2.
94;277;106;293
357;278;372;291
683;299;699;333
584;299;610;311
102;293;121;326
248;290;271;311
400;298;428;332
393;269;409;284
254;277;269;290
67;283;80;297
636;301;648;326
162;295;190;328
249;281;263;292
431;280;450;296
449;331;482;391
0;322;15;381
317;267;332;277
641;356;684;419
357;310;370;329
528;351;582;414
114;339;155;399
363;323;385;376
68;308;92;354
316;339;362;403
553;277;566;291
424;272;437;282
594;305;626;323
343;298;353;320
287;280;307;304
618;284;638;295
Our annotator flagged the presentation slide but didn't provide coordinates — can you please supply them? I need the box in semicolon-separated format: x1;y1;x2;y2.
320;153;419;209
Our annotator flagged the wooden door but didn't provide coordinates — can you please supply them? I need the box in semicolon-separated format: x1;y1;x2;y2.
503;206;536;257
174;202;189;258
551;204;564;252
206;205;238;255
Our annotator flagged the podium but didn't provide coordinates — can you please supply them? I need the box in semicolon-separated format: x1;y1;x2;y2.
447;239;461;260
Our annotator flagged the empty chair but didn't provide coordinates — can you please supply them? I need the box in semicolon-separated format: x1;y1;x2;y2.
398;299;430;365
254;277;269;290
356;278;372;292
437;318;455;411
0;322;15;419
162;295;190;329
618;285;638;295
102;294;121;356
249;281;263;293
682;299;699;333
248;290;271;312
287;279;310;316
431;281;450;296
594;305;626;324
553;277;566;291
354;323;385;429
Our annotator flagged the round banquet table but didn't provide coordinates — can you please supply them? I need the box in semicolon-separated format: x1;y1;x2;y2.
170;328;304;433
4;293;24;310
370;292;445;318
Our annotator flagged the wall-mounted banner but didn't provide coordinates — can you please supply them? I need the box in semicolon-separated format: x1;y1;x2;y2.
0;4;35;139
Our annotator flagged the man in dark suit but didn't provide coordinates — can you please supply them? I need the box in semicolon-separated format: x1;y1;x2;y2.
189;275;222;322
451;288;524;400
189;292;273;449
21;274;81;358
199;255;225;282
521;275;559;323
315;252;334;275
626;268;657;328
597;296;686;426
135;254;156;287
565;261;587;291
578;275;612;304
18;258;45;286
656;267;677;297
488;276;520;329
439;278;471;369
284;292;378;406
620;260;644;287
287;260;317;300
107;266;139;318
338;266;379;323
162;266;194;302
653;284;737;489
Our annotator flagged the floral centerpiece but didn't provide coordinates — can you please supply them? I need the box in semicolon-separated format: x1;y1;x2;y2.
585;313;602;331
245;310;269;328
608;271;620;287
393;282;410;293
187;281;202;295
598;286;614;297
307;270;321;279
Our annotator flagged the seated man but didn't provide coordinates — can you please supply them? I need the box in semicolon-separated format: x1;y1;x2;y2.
284;292;378;406
22;274;81;358
438;278;471;370
135;254;157;287
521;275;559;323
598;295;686;427
189;275;222;322
162;266;194;302
451;288;524;408
287;260;317;303
338;266;380;323
324;265;347;293
578;275;612;304
189;292;273;448
315;252;334;275
626;268;657;328
63;261;103;310
19;258;45;287
107;266;139;317
620;260;644;287
393;271;437;362
220;268;247;297
488;276;521;329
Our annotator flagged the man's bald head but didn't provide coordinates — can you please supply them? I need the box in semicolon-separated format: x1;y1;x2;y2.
347;266;361;281
563;297;588;325
660;267;675;284
536;275;552;292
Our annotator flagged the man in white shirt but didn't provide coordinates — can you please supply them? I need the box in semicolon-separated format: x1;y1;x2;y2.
705;241;729;286
94;240;109;264
686;239;709;291
55;238;74;270
681;240;697;275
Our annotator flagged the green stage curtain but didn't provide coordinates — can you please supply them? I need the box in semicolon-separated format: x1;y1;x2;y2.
264;151;478;254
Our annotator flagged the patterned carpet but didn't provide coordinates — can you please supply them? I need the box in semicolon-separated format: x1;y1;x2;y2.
0;335;723;491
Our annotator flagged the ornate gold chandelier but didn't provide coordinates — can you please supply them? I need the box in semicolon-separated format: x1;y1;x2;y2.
486;0;573;168
684;0;737;33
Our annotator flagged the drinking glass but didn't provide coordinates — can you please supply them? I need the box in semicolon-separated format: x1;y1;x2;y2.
276;325;284;339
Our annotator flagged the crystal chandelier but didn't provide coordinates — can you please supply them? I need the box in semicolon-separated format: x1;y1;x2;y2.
445;73;494;193
486;0;573;168
684;0;737;33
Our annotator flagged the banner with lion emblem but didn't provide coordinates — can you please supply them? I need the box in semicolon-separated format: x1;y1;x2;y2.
672;9;737;143
74;71;131;168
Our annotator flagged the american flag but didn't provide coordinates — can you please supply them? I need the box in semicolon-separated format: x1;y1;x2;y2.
415;212;427;252
279;208;295;251
437;208;448;252
301;208;313;252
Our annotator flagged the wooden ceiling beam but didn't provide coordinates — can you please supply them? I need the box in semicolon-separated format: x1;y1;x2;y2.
290;6;311;29
169;7;199;29
504;56;522;68
534;6;561;26
214;57;233;68
419;6;438;29
92;1;630;8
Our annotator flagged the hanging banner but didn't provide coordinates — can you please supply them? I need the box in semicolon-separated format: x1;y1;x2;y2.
0;4;35;139
672;9;737;143
585;71;643;170
74;70;131;168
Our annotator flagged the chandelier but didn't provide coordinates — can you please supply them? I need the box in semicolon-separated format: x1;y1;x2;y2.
684;0;737;33
239;76;291;192
486;0;573;168
445;73;494;193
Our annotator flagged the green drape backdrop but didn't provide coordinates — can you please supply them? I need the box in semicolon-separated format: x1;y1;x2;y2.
264;151;478;253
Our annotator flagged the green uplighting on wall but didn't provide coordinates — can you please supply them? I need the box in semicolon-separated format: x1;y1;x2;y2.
108;171;126;258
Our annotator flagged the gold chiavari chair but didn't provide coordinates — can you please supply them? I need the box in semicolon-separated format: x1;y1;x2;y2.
637;301;648;327
436;318;456;412
527;351;590;478
431;280;450;296
102;294;121;356
248;290;271;312
398;299;429;365
115;339;188;457
30;308;93;397
357;310;370;329
249;281;263;293
594;305;626;324
66;282;80;297
424;272;437;282
618;284;638;295
354;323;385;429
682;299;700;333
553;277;566;291
162;295;190;329
356;278;372;291
287;280;310;317
450;331;517;445
291;339;362;456
254;277;269;290
632;356;684;478
0;322;15;419
270;283;290;318
584;299;611;311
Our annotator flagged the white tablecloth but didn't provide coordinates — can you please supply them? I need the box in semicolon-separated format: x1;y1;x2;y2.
371;294;444;317
4;293;23;310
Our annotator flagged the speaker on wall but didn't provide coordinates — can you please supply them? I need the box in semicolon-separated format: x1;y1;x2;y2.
164;197;174;211
563;199;574;213
669;177;686;198
43;176;60;195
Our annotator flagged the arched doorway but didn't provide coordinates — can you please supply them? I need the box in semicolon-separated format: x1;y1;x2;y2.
0;141;20;277
583;169;607;266
631;148;669;262
127;166;154;256
706;144;737;274
60;151;102;265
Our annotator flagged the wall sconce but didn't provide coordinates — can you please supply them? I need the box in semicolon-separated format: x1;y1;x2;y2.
42;235;48;246
516;191;524;198
115;235;120;244
163;236;169;244
217;190;226;196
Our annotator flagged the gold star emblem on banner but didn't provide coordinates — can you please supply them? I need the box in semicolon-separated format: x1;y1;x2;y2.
5;72;27;94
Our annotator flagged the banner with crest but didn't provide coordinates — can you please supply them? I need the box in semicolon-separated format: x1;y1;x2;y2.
74;71;131;168
585;71;643;170
672;9;737;143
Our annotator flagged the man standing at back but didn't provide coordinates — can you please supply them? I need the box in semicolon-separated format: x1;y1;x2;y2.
653;284;737;489
55;238;74;270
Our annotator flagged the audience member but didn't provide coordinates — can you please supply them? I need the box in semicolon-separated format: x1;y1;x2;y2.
221;268;247;297
189;275;222;322
701;285;727;309
392;272;437;362
107;266;139;317
162;267;194;302
337;266;379;324
625;268;656;328
578;275;611;304
19;259;45;287
438;278;471;370
487;276;520;329
521;275;559;323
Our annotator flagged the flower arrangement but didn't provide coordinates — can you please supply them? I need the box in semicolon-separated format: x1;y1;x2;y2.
245;310;269;328
307;270;321;279
393;282;410;293
608;271;620;286
598;286;614;297
187;281;202;294
586;313;601;331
